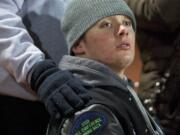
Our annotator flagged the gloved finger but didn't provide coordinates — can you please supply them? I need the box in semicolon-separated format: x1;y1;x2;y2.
67;80;92;102
79;92;92;104
51;91;74;116
60;84;85;108
45;99;61;119
66;80;88;94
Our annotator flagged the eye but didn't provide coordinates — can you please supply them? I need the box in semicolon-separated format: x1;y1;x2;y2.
122;20;132;27
101;22;113;28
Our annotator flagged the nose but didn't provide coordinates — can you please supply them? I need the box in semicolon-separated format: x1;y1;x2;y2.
116;25;128;37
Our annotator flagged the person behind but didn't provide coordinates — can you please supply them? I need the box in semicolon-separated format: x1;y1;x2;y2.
0;0;91;134
123;0;180;134
46;0;164;134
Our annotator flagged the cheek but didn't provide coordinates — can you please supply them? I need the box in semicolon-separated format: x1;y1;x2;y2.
130;32;136;45
85;32;116;61
92;34;111;44
87;42;114;62
96;33;114;47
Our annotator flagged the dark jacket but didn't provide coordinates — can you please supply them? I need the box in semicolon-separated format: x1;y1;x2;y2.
47;56;163;135
124;1;180;134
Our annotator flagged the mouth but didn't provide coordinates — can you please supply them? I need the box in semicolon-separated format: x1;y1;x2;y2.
116;42;131;50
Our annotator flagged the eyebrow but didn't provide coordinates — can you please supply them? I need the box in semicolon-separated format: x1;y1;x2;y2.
98;18;111;24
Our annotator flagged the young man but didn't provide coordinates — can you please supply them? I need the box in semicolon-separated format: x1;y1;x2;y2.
47;0;164;134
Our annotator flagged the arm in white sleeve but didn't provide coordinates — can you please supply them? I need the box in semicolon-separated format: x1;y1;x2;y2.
0;0;45;87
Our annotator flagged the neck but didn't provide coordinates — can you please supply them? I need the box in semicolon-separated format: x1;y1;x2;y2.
109;66;125;79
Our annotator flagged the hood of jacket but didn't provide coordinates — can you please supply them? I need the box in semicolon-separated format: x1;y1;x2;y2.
59;55;131;91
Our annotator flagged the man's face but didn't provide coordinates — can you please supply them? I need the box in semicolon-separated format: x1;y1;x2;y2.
73;15;135;74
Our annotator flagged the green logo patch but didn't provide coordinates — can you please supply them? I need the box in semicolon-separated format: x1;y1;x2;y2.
70;111;108;135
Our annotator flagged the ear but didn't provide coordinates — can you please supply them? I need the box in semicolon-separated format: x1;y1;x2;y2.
72;40;86;55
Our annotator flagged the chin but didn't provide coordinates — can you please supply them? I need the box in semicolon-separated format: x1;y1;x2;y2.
122;58;134;68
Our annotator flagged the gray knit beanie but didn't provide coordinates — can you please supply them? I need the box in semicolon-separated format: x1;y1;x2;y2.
61;0;136;55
